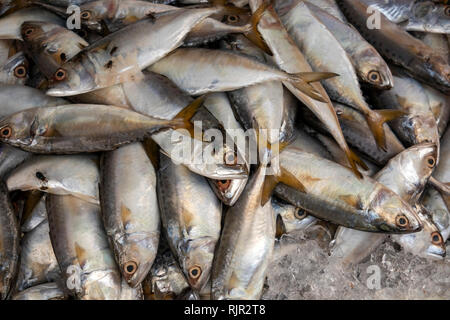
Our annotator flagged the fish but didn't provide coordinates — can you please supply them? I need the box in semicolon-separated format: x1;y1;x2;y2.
100;142;160;288
6;154;100;204
0;104;192;153
149;47;336;99
337;0;450;94
0;181;20;300
272;197;317;237
306;0;347;22
202;92;249;206
21;21;89;79
0;7;63;40
422;84;450;138
304;2;393;89
20;192;46;233
301;102;405;166
357;0;450;34
120;72;248;180
13;218;61;293
371;69;440;155
11;282;68;300
157;153;222;292
274;146;422;233
0;52;28;85
275;0;404;150
119;277;144;300
330;143;443;266
227;7;363;177
212;161;275;300
45;7;225;96
0;84;67;118
142;248;190;300
0;143;31;179
46;194;122;300
423;187;450;241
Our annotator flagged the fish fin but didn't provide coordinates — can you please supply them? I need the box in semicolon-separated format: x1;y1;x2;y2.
365;109;406;151
172;95;207;136
429;177;450;196
296;72;339;83
120;204;132;227
286;73;338;102
74;242;87;269
243;0;272;55
262;167;306;206
339;195;360;208
345;148;367;179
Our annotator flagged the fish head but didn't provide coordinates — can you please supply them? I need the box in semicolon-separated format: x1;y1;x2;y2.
180;237;216;291
46;56;97;97
408;2;450;34
118;232;160;288
0;108;41;148
21;21;88;73
401;113;440;153
357;53;393;89
394;142;438;196
395;206;446;260
0;52;28;85
208;174;248;206
369;187;422;233
78;2;110;32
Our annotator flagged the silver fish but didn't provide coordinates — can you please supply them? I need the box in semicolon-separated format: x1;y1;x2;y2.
100;142;160;287
11;282;68;300
46;194;121;300
157;153;222;292
212;163;275;300
7;154;100;204
0;181;20;299
13;218;61;293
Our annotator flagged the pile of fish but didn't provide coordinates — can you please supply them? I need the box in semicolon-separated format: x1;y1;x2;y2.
0;0;448;300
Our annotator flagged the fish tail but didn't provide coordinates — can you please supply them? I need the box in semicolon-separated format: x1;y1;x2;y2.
171;95;207;136
243;0;272;55
365;109;406;151
261;167;306;206
344;148;367;179
287;72;338;102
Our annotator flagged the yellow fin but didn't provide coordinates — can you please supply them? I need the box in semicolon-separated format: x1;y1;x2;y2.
172;95;207;137
74;242;87;268
261;167;306;206
121;204;132;226
243;0;272;55
366;109;406;151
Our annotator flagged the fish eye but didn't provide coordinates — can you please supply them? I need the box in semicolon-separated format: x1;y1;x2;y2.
395;215;409;228
0;126;12;139
368;70;381;83
445;6;450;16
188;265;202;279
23;27;35;37
217;179;231;192
80;10;91;20
54;68;67;81
227;15;240;23
123;261;138;276
431;232;443;245
294;208;307;220
426;155;436;168
14;65;27;78
224;151;237;166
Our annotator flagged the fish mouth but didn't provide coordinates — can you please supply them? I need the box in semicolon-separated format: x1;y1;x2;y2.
426;246;446;260
46;86;94;97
